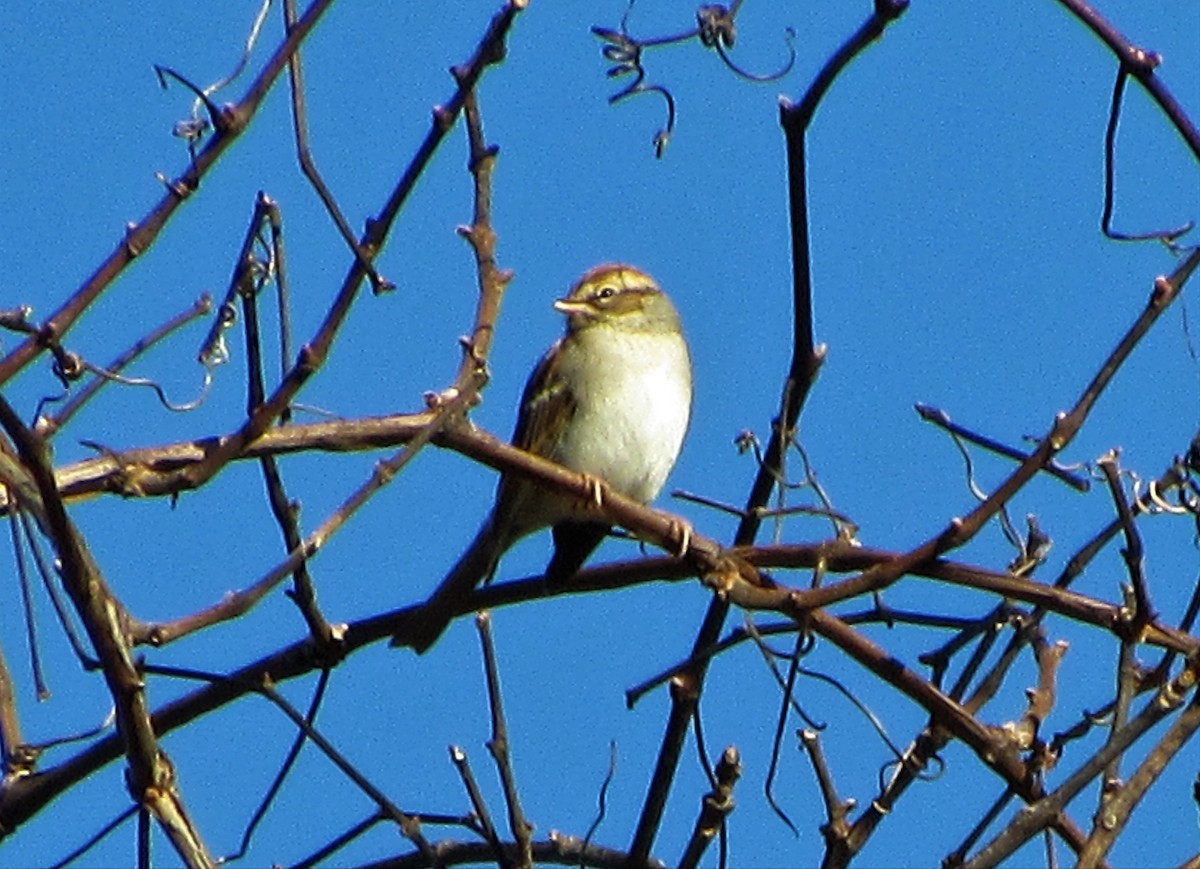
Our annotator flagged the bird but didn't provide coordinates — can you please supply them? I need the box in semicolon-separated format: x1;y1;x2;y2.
393;263;693;653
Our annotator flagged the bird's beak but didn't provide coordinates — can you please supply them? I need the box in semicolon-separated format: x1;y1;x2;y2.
553;298;591;316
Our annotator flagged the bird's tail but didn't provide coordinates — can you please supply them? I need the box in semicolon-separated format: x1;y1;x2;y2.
391;518;502;654
544;522;610;587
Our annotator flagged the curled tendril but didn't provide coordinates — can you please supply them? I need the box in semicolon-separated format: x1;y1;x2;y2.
879;750;946;792
33;350;216;422
697;4;736;48
714;26;796;82
594;1;796;157
197;227;276;368
76;359;215;413
31;388;69;430
581;741;617;858
698;4;796;83
592;26;678;158
155;0;272;155
199;301;238;368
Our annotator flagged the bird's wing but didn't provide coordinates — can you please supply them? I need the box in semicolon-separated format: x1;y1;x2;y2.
491;339;579;527
511;338;577;457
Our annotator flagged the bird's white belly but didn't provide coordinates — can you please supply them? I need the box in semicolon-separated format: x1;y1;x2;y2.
550;327;691;504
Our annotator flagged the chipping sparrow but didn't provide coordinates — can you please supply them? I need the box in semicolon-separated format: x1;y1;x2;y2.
393;263;693;653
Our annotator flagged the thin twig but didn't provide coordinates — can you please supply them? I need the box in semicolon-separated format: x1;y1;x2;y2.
0;397;214;867
8;509;48;699
1097;452;1152;623
221;671;332;863
35;294;212;436
476;613;533;869
172;1;524;494
289;811;387;869
0;0;337;386
963;665;1198;867
797;729;854;868
256;681;436;863
914;403;1090;492
677;746;741;869
450;745;503;857
1056;0;1200;163
48;805;139;869
280;0;392;293
628;3;909;857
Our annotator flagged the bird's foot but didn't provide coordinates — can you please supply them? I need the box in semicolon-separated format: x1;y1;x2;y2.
580;472;605;508
666;516;693;559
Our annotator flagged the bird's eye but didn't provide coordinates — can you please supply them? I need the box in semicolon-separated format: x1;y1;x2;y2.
596;286;616;300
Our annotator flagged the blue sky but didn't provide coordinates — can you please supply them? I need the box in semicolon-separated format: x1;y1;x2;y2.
2;2;1199;866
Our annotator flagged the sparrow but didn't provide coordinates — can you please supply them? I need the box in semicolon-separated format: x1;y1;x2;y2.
393;263;693;653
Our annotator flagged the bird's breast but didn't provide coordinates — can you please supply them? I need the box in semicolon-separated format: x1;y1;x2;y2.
550;326;692;504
